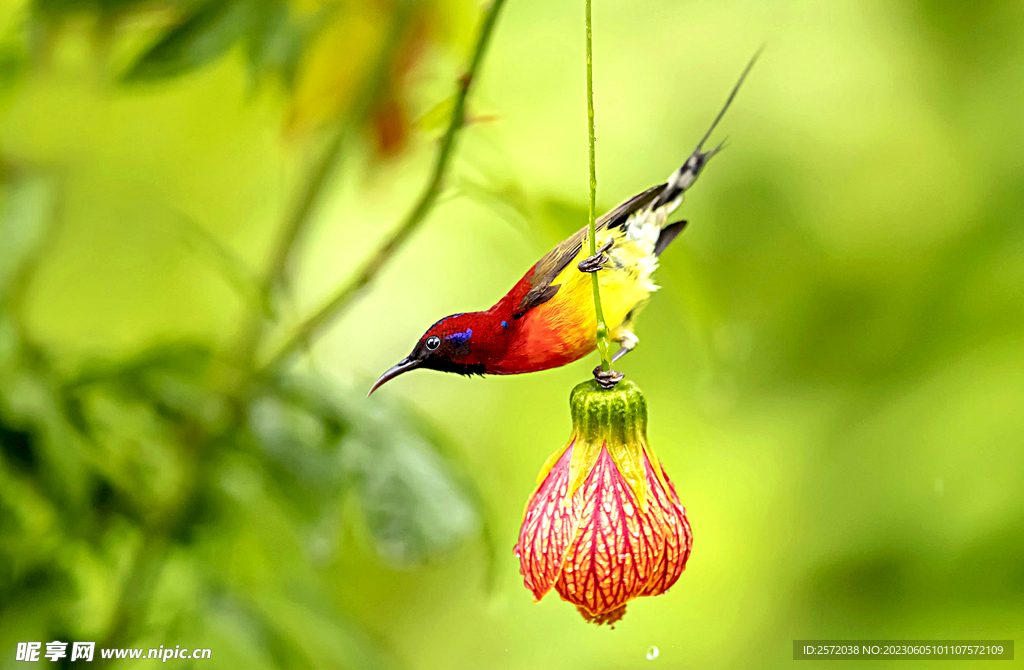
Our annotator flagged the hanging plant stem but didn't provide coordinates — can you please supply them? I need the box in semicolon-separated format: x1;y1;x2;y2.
585;0;613;373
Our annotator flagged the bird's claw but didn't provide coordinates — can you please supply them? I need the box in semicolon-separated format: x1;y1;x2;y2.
578;240;613;273
578;254;607;273
592;365;625;389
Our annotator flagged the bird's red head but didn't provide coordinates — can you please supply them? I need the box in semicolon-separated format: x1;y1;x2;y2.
369;312;491;394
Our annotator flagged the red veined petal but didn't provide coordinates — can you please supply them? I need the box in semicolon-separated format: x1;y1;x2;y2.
516;444;579;600
639;457;693;597
553;446;669;617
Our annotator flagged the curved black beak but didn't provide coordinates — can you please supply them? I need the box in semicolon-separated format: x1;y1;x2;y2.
368;357;422;396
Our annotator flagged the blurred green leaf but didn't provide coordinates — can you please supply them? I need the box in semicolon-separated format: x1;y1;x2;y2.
247;391;347;520
0;367;93;515
416;93;457;134
254;594;392;670
242;0;305;87
340;396;479;569
66;342;214;391
121;0;248;82
0;171;57;298
63;342;231;434
75;389;186;518
33;0;162;16
401;403;500;591
0;46;27;90
249;377;481;567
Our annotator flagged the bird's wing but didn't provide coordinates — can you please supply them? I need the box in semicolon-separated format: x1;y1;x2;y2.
513;184;666;317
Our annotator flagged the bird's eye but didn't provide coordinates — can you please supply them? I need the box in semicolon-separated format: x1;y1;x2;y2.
425;336;441;351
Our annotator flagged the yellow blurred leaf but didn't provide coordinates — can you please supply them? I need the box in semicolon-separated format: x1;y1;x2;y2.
286;7;386;136
415;92;455;133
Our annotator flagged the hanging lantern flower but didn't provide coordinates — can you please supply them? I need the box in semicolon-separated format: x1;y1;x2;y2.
515;380;692;625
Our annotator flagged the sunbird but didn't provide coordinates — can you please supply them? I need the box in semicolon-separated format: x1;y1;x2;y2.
370;53;758;395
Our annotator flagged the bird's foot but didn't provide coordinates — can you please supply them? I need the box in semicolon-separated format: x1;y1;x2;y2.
578;254;606;273
593;365;625;390
578;240;613;273
611;332;639;363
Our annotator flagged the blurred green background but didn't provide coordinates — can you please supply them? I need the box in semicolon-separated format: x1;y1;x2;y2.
2;0;1023;668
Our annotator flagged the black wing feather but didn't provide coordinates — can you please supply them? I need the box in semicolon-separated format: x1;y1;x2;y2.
654;220;687;256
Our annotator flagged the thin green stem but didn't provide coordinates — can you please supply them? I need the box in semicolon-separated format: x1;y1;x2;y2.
263;129;346;301
585;0;612;372
260;0;508;373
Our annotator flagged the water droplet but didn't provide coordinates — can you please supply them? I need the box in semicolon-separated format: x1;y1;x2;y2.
603;501;613;513
646;646;659;660
624;503;634;516
513;547;520;558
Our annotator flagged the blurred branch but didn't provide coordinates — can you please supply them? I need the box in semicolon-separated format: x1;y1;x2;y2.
93;534;169;670
167;204;269;316
259;0;509;373
262;0;417;296
235;0;420;366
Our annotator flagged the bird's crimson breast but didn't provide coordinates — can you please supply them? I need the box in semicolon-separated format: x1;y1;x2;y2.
486;280;598;375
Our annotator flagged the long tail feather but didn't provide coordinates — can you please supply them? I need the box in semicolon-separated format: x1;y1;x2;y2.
651;47;762;212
